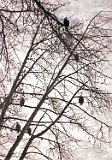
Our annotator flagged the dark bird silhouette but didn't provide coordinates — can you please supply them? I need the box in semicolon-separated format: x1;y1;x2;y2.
20;97;25;107
74;54;79;62
79;95;84;105
63;17;69;30
15;122;21;133
26;126;31;135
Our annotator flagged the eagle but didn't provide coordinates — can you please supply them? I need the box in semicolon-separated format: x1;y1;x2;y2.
63;17;69;30
79;95;84;105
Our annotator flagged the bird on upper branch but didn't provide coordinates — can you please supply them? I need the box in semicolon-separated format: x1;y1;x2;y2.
63;17;69;30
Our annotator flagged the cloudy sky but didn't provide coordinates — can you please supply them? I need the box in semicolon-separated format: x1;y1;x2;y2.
56;0;112;159
76;0;112;159
78;0;112;19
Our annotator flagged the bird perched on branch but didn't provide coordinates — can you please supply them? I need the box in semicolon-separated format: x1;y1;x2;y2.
63;17;69;30
74;54;79;62
20;97;25;107
79;95;84;105
26;126;31;135
15;122;21;133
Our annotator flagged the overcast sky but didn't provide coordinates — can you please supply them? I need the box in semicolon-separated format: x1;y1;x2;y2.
78;0;112;19
55;0;112;159
41;1;112;159
75;0;112;160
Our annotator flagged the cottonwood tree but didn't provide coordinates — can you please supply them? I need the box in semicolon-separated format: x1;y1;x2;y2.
0;0;112;159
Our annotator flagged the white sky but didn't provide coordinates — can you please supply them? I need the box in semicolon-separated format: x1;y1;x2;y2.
1;1;112;159
78;0;112;19
10;1;112;159
74;0;112;159
28;1;112;159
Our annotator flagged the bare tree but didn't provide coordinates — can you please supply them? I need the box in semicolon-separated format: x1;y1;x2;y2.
0;0;112;159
